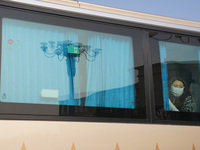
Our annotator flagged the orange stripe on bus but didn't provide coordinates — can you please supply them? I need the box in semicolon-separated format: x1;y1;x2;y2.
21;142;26;150
115;142;120;150
18;142;197;149
71;142;76;150
155;143;159;150
192;144;196;150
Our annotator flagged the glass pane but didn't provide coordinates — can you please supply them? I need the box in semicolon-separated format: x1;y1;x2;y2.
159;41;200;112
1;17;138;110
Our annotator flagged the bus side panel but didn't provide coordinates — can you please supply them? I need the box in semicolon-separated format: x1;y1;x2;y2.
0;121;199;150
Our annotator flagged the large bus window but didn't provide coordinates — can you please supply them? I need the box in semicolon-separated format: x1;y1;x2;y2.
0;8;146;120
150;31;200;123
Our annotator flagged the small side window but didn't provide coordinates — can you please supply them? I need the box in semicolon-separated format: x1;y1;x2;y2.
150;31;200;123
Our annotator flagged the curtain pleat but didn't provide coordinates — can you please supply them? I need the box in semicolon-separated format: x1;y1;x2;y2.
85;33;135;109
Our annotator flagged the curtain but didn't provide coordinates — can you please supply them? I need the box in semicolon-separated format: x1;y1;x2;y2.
159;42;169;110
1;18;80;105
85;33;135;109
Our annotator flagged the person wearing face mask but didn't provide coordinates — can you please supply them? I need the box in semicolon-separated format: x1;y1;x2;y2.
168;76;195;112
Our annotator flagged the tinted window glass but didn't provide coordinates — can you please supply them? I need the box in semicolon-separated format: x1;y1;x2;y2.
150;31;200;122
0;8;146;120
2;18;134;108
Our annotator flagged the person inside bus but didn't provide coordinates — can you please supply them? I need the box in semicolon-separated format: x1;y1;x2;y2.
168;76;199;112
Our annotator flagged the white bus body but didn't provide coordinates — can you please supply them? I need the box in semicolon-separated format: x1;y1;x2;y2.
1;1;200;150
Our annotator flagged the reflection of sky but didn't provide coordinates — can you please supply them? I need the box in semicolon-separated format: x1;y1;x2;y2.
163;42;200;63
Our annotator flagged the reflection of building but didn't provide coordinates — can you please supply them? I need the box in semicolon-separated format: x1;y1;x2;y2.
59;65;146;118
59;84;135;116
60;61;200;116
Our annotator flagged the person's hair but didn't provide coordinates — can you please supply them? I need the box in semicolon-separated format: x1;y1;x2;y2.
168;76;189;110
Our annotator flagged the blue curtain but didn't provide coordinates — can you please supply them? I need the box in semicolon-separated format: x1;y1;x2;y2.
159;42;169;110
85;33;135;109
1;18;80;105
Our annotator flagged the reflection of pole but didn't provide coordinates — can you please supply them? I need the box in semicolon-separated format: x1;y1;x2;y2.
40;41;102;107
66;54;76;105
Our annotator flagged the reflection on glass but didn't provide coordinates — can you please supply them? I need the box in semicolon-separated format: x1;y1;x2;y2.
1;18;135;109
159;41;200;112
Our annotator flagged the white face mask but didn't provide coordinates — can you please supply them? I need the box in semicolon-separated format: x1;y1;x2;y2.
171;85;184;97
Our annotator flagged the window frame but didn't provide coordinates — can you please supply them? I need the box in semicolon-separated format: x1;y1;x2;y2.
148;30;200;125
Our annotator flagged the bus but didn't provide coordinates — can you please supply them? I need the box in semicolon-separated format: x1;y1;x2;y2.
0;0;200;149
